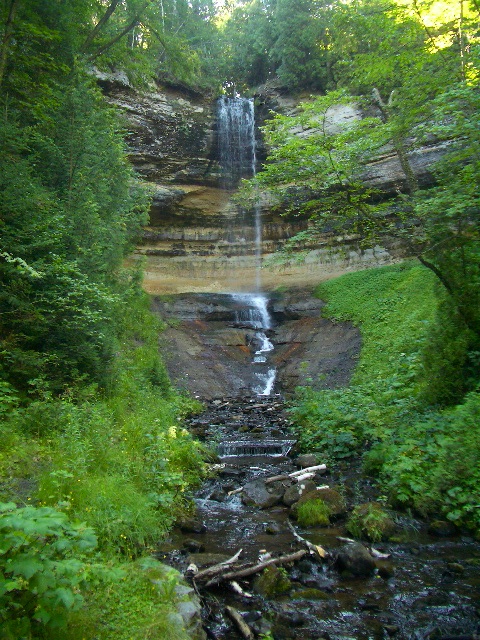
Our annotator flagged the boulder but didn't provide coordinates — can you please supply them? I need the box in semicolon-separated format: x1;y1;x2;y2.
346;502;396;541
242;479;285;509
291;487;346;519
336;542;376;577
283;480;317;507
294;453;318;468
253;565;292;597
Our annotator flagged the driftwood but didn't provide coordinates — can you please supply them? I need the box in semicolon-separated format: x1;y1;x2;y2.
289;464;327;477
229;580;253;598
192;548;243;582
228;464;327;496
204;549;308;587
225;606;254;640
287;521;328;560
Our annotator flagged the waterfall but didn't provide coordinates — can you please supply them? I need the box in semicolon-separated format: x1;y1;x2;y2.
217;96;256;190
231;292;276;396
218;97;275;396
217;96;262;290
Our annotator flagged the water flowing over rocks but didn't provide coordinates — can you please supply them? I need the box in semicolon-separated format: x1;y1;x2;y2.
157;396;480;640
152;288;360;398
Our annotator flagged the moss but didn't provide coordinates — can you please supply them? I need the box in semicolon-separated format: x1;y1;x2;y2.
296;498;331;527
253;566;292;598
346;502;396;542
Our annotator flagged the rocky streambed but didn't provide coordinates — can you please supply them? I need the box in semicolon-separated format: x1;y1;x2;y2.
158;396;480;640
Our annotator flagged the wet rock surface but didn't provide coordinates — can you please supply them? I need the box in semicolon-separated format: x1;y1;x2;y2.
158;396;480;640
152;289;361;399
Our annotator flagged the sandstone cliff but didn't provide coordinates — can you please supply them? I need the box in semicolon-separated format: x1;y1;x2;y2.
99;73;444;294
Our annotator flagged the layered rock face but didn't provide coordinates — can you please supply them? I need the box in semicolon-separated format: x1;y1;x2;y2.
100;74;442;294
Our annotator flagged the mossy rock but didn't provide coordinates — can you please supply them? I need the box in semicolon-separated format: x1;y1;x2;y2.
291;487;346;520
295;498;331;527
346;502;396;542
253;565;292;598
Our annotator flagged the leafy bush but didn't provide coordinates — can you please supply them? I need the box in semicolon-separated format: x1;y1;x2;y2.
346;503;395;542
0;503;97;638
379;391;480;531
289;263;480;534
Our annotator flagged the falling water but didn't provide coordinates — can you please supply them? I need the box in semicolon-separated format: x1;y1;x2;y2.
231;292;276;396
217;97;275;395
217;96;262;289
217;96;256;190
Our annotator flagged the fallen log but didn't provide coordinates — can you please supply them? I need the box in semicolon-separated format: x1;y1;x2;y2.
192;548;243;582
228;464;327;496
293;471;316;483
204;549;308;587
225;606;254;640
229;580;253;598
289;464;326;478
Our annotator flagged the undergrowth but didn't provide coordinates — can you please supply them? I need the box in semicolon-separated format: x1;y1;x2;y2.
290;262;480;533
0;286;204;638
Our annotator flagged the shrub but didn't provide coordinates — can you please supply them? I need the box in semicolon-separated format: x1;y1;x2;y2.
0;503;97;638
346;503;395;542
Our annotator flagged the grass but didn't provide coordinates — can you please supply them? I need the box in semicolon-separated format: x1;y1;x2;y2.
0;290;205;638
290;261;480;533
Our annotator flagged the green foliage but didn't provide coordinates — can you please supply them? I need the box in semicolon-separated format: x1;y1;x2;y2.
291;263;438;459
60;558;190;640
271;0;330;91
0;503;97;637
378;391;480;531
346;502;395;542
291;263;480;533
296;498;331;527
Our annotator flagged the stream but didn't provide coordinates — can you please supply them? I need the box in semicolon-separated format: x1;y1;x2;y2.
159;395;480;640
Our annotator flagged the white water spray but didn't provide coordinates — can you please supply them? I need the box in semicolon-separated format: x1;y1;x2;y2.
218;97;275;395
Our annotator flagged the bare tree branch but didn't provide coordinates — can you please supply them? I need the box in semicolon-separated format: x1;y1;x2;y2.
82;0;121;51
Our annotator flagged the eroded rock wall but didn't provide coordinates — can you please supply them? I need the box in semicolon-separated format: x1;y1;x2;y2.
99;74;442;294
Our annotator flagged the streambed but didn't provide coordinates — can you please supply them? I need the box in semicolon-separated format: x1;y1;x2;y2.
159;396;480;640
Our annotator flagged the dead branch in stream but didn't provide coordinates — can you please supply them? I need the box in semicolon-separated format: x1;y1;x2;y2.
202;549;308;588
192;548;243;582
225;606;254;639
228;464;327;495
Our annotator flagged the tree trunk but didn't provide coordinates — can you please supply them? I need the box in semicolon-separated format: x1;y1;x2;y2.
0;0;21;89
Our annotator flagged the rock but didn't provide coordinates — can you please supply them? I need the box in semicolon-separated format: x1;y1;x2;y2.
346;502;396;541
283;480;317;507
294;453;318;468
183;539;205;552
428;519;458;537
276;608;306;627
290;487;346;520
447;562;465;574
242;479;285;509
176;596;206;640
265;521;282;535
177;517;207;534
253;565;292;597
376;560;395;579
335;542;376;576
209;488;227;502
